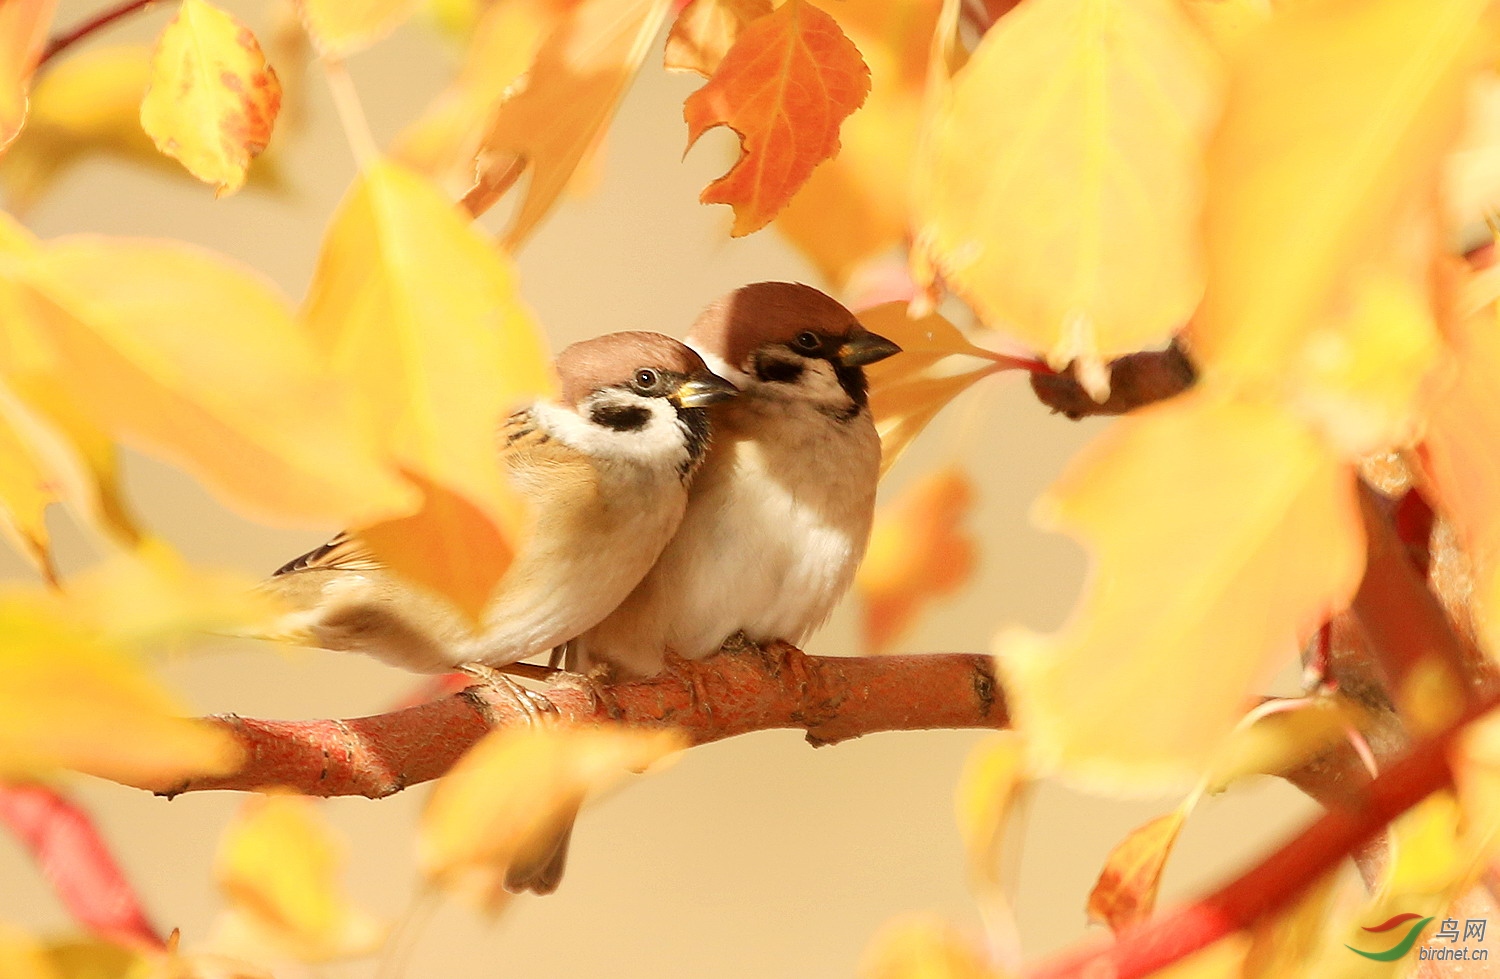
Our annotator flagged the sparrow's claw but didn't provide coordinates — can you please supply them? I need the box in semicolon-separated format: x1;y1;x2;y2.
459;663;558;724
717;631;762;657
662;650;714;718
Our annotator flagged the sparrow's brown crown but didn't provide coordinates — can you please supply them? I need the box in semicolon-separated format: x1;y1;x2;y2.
687;282;866;370
555;331;719;407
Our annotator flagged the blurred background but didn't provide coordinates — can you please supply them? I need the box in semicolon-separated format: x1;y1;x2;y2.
0;2;1318;975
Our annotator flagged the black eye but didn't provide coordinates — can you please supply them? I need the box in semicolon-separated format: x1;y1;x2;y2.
633;368;661;392
794;331;821;352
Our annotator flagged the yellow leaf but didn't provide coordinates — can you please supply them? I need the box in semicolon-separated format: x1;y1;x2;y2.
420;725;683;911
390;0;560;188
140;0;282;197
0;594;239;788
1204;698;1357;794
302;160;553;617
0;0;56;154
1242;875;1339;979
215;794;384;962
683;0;872;237
858;915;1004;979
464;0;674;247
860;301;1018;474
912;0;1222;365
953;733;1026;894
997;392;1365;791
1149;940;1249;979
297;0;423;57
664;0;772;77
858;466;976;654
775;0;939;286
1087;809;1187;933
1191;0;1492;382
12;235;415;529
1281;267;1444;455
0;923;61;979
0;389;57;580
65;539;278;649
0;212;141;548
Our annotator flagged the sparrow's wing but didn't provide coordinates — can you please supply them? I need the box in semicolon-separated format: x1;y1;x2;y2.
271;530;382;577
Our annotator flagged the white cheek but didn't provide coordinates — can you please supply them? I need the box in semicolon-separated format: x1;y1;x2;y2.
533;397;689;467
687;344;751;390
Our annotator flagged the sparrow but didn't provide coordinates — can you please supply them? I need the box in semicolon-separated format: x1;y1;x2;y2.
263;331;739;675
501;284;899;895
567;282;901;677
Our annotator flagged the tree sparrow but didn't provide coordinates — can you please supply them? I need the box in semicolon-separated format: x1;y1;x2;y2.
567;282;902;677
264;331;738;674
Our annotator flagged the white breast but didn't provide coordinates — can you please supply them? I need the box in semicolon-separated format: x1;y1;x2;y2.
574;395;880;675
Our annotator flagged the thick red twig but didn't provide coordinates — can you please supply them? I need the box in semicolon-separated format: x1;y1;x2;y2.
156;647;1005;797
1028;690;1500;979
0;782;166;949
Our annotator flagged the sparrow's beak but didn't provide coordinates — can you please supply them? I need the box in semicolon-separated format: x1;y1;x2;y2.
836;329;902;367
672;372;740;407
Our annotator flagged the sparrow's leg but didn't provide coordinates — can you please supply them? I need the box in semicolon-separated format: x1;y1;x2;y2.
458;663;558;724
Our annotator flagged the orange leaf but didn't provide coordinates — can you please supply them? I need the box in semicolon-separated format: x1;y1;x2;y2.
302;160;553;617
1087;810;1187;934
0;0;56;154
912;0;1222;365
139;0;282;196
664;0;771;77
357;472;515;625
296;0;422;57
997;392;1364;790
462;0;674;247
860;301;1020;474
1190;0;1491;383
684;0;871;237
775;0;940;286
857;466;976;654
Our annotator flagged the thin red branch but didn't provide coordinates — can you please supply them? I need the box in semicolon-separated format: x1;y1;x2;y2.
1027;690;1500;979
151;647;1005;797
0;782;165;950
39;0;160;69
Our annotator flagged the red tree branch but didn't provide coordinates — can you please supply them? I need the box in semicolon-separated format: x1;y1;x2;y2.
39;0;160;68
154;647;1005;797
0;782;165;949
1027;689;1500;979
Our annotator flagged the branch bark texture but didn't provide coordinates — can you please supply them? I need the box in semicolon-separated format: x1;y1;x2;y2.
163;647;1005;797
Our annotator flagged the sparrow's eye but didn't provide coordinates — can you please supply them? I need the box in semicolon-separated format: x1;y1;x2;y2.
794;331;821;352
633;368;661;392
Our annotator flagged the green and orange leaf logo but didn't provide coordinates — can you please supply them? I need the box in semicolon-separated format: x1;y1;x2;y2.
1346;913;1434;962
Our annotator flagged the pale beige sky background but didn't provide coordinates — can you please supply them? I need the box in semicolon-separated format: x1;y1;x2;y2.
0;4;1318;977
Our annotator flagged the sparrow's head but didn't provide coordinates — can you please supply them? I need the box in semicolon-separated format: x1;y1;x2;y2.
687;282;901;418
549;331;738;474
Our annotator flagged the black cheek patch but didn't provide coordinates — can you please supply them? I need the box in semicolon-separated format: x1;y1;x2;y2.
590;403;652;431
754;356;805;384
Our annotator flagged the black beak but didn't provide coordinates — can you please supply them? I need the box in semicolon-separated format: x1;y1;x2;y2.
835;329;902;367
672;372;740;407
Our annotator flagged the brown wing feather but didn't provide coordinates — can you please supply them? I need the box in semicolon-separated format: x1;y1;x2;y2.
271;530;382;577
